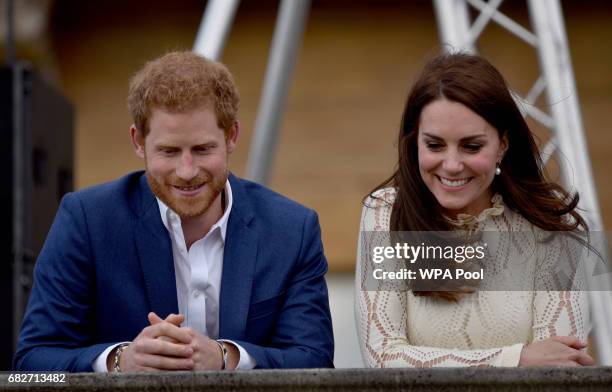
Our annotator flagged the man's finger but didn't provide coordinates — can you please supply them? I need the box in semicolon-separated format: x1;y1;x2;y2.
139;354;194;371
148;312;163;325
148;312;184;326
137;339;193;358
161;314;184;342
146;322;192;343
129;366;158;373
147;313;184;342
164;313;184;326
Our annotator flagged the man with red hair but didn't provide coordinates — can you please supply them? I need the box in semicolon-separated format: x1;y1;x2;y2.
15;51;334;372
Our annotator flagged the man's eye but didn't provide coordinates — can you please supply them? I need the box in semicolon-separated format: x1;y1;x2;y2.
194;147;211;154
160;148;178;155
463;144;482;152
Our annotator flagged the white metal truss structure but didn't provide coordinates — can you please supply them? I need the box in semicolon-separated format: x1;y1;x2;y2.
433;0;612;364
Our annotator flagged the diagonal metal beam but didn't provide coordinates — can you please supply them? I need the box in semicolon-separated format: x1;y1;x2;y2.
246;0;311;184
468;0;538;46
193;0;240;61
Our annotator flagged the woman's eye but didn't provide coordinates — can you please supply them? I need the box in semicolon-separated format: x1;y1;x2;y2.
463;144;482;152
426;142;443;151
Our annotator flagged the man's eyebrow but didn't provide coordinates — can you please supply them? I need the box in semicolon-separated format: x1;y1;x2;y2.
193;142;217;148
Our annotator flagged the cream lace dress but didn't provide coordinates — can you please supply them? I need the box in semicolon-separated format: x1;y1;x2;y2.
355;188;589;367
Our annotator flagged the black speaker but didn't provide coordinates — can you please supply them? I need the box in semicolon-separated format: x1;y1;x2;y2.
0;63;74;370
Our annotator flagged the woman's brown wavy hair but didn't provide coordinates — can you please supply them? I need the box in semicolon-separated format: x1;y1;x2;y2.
368;52;588;301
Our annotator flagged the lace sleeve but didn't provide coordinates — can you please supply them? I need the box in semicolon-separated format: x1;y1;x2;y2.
531;291;589;342
355;196;523;368
531;232;590;342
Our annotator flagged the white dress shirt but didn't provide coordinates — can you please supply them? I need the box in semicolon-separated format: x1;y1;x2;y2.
93;180;255;371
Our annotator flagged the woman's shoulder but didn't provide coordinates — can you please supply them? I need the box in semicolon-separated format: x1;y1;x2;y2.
363;187;397;209
497;206;581;254
360;187;396;231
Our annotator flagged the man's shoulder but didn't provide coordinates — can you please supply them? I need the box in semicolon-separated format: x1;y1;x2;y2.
68;171;146;211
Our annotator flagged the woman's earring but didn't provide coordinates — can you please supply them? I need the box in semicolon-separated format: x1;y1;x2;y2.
495;163;501;176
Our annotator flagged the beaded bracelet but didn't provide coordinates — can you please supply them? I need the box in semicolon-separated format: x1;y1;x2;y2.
113;343;130;373
214;340;228;370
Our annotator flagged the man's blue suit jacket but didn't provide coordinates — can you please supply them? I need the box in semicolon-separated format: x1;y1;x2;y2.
14;171;334;371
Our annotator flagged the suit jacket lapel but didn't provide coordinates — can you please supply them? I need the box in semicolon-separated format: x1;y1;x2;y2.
219;174;257;339
133;174;179;318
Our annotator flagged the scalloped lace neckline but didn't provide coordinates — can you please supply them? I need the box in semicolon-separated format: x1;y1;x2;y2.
445;194;505;228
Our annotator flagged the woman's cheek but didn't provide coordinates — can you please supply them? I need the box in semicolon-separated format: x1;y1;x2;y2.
465;152;497;175
418;151;439;173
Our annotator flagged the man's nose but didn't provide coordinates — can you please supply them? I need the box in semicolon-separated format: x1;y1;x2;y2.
176;153;198;181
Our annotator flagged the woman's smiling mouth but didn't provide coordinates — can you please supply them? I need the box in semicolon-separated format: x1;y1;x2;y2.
437;176;472;188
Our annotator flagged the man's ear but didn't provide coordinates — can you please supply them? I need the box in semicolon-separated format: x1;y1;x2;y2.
130;125;145;159
226;121;240;154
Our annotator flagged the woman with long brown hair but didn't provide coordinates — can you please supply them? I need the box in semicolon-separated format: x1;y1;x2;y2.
355;52;594;367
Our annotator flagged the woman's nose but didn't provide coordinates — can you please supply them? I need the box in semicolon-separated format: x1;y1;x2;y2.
441;153;464;174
